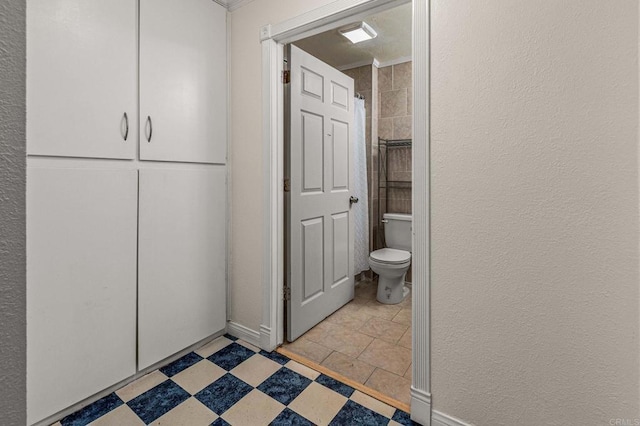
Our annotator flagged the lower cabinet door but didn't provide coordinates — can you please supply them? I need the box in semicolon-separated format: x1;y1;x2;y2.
138;167;226;370
27;166;138;425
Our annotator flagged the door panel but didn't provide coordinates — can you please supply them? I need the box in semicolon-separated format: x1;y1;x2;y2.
140;0;227;164
27;166;137;424
331;82;350;109
331;120;350;190
302;112;325;192
302;67;324;99
332;212;350;284
27;0;137;159
302;217;325;301
287;45;356;341
138;167;226;370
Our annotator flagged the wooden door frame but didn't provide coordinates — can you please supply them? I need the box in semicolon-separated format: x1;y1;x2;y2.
259;0;431;424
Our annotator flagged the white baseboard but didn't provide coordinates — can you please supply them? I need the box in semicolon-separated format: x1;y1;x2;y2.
410;387;432;426
432;410;474;426
260;324;278;352
226;321;261;348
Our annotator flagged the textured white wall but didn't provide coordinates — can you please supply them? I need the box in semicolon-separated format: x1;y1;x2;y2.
0;0;27;424
431;1;639;425
228;0;336;331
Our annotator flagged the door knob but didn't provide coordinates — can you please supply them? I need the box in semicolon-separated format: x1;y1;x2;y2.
350;196;359;205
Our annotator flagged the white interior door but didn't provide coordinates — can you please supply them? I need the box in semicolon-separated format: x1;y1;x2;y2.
139;0;227;164
27;0;137;160
286;45;356;342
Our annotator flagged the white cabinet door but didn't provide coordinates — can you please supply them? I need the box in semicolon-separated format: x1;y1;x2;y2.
27;0;137;160
27;166;138;425
138;167;226;370
140;0;227;164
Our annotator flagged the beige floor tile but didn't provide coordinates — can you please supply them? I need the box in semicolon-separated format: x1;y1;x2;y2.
360;317;408;343
221;389;284;426
399;292;412;309
171;360;226;395
237;339;261;353
349;295;372;309
404;363;412;379
320;351;375;384
285;360;320;380
195;336;233;358
115;371;168;402
357;338;411;376
359;301;403;321
302;320;338;343
398;326;411;349
389;420;404;426
289;382;347;426
324;308;371;331
392;308;411;326
354;281;377;300
150;397;217;426
284;338;333;364
365;368;411;406
328;300;364;318
51;423;62;426
230;354;282;387
349;390;396;418
90;405;144;426
315;325;373;358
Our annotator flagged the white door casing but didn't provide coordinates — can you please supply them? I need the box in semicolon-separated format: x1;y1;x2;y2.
27;0;137;160
286;45;356;342
260;1;430;424
139;0;227;164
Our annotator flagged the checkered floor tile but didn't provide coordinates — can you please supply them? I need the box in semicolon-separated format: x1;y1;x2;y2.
52;335;420;426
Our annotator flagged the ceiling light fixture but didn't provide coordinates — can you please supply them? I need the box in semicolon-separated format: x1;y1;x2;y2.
339;22;377;44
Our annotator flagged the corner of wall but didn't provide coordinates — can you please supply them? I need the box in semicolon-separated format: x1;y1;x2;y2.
0;1;27;424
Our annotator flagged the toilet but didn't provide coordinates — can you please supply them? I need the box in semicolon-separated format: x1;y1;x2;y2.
369;213;412;304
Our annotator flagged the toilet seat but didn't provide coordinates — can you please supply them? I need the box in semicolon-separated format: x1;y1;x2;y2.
369;248;411;264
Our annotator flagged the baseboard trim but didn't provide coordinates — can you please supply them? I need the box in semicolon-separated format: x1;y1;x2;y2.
259;324;277;351
410;387;431;426
226;321;261;347
432;409;474;426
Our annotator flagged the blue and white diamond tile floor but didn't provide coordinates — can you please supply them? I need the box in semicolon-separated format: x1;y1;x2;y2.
52;335;420;426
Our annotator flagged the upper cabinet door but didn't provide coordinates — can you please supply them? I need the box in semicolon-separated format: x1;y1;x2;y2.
140;0;227;164
27;0;137;160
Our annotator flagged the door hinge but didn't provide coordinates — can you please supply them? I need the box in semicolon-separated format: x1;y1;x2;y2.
284;285;291;301
282;70;290;84
283;177;291;192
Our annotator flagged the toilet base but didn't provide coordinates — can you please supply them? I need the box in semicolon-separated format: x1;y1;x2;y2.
376;274;410;305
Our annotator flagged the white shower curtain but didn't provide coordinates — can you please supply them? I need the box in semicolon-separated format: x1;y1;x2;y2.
353;98;369;275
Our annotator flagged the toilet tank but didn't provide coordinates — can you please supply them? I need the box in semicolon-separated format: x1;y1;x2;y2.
383;213;412;252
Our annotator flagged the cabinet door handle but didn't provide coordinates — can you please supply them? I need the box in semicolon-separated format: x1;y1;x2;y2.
123;112;129;141
146;116;153;142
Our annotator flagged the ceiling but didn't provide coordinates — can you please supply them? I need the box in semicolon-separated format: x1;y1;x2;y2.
292;3;412;70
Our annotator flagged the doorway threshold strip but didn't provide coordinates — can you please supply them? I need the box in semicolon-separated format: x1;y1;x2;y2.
51;335;416;426
277;345;411;414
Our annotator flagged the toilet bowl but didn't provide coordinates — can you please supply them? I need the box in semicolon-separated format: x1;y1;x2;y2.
369;248;411;304
369;213;412;305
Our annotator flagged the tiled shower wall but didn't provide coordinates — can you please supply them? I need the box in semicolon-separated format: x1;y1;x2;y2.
376;61;413;249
